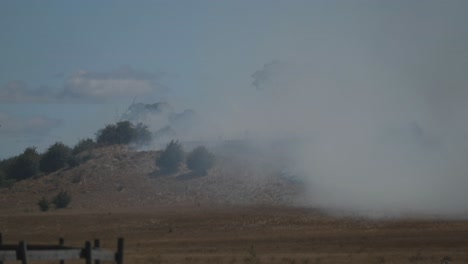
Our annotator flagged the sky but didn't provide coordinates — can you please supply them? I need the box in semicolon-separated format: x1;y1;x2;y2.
1;0;467;158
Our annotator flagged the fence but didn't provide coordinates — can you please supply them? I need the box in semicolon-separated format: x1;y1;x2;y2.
0;234;123;264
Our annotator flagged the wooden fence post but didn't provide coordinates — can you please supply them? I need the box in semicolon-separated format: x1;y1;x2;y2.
116;238;124;264
59;238;65;264
93;239;100;264
0;233;3;264
19;241;28;264
85;241;92;264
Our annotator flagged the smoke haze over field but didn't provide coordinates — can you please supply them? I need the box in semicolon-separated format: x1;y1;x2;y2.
2;1;468;216
197;57;468;217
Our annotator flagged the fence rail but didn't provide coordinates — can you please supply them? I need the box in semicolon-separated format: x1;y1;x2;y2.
0;234;123;264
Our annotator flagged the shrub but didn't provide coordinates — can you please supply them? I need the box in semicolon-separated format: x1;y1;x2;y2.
37;197;50;211
67;156;81;168
40;142;72;174
9;147;41;181
96;123;119;145
186;146;215;175
133;123;152;146
52;191;71;209
96;121;152;146
0;170;14;188
72;138;96;155
156;140;184;174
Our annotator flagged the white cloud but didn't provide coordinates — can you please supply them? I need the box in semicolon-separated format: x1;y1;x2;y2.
62;66;163;101
0;66;164;103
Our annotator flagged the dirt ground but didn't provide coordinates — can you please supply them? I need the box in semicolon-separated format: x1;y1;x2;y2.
1;206;468;264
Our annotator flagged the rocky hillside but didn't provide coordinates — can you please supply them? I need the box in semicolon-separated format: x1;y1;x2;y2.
0;145;302;212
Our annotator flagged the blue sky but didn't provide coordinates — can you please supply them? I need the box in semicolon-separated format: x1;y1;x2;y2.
1;0;468;159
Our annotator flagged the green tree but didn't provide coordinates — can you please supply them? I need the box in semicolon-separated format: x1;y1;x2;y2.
52;191;71;209
37;197;50;211
40;142;72;174
72;138;96;155
96;121;152;146
0;170;14;188
9;147;41;181
133;123;152;146
114;121;135;144
0;157;16;185
156;140;184;174
96;123;118;145
186;146;215;175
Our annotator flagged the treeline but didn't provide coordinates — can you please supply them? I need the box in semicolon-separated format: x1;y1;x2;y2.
0;121;151;187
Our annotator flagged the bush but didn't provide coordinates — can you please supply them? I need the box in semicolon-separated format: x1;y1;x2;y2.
96;121;152;146
37;197;50;211
133;123;152;146
186;146;215;175
40;142;72;174
156;140;184;174
68;154;93;168
72;138;96;155
52;191;71;209
67;156;81;168
9;147;41;181
0;170;14;188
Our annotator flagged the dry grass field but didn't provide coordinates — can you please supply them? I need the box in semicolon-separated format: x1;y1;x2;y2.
1;205;468;264
1;147;468;263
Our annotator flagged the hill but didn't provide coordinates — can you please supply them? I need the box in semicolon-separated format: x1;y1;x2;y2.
0;145;301;212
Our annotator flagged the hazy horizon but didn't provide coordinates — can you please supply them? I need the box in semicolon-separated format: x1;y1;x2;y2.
2;0;468;217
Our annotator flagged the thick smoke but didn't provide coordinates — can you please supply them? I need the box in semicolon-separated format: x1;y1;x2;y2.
243;60;468;217
129;56;468;217
120;101;202;147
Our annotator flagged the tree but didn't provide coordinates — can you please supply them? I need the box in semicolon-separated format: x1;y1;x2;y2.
96;121;151;146
72;138;96;155
114;121;135;144
156;140;184;174
133;123;152;146
40;142;72;174
37;197;50;211
52;191;71;209
9;147;41;181
96;123;119;145
0;170;14;188
0;157;16;186
186;146;215;175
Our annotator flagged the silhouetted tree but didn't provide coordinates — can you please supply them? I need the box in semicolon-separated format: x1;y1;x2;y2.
52;191;71;209
186;146;215;175
37;197;50;211
133;123;152;146
156;140;184;174
96;121;151;146
0;170;14;188
72;138;96;155
9;147;41;180
40;142;72;174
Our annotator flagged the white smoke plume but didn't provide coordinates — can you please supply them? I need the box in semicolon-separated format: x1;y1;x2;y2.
240;59;468;217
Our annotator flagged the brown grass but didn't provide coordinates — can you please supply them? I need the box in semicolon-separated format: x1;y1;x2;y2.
1;205;468;264
1;146;467;263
